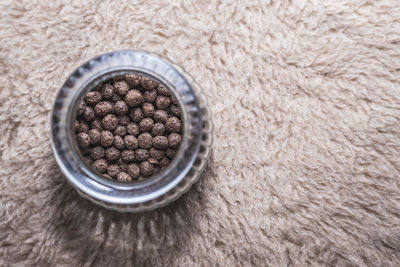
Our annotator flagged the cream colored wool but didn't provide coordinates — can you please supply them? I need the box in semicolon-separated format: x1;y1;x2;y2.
1;0;400;266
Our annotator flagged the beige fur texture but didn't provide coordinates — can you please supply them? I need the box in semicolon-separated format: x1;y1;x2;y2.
1;0;400;266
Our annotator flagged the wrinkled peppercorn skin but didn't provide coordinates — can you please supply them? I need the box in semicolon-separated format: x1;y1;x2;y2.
75;74;183;182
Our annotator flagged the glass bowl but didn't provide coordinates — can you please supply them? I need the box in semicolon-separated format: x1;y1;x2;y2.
50;50;213;212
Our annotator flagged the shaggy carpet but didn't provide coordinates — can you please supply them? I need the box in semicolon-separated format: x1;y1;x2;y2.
1;0;400;266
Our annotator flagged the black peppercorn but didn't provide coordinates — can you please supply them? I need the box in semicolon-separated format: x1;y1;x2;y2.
101;84;114;99
152;122;165;136
154;110;168;123
90;146;105;160
117;172;132;182
114;135;125;150
121;150;135;162
88;129;101;144
141;77;157;90
114;125;126;136
153;136;168;150
92;159;108;173
157;84;170;96
102;114;118;131
114;80;129;96
105;146;120;162
95;101;113;117
100;130;114;147
118;115;130;126
142;103;155;117
127;163;140;179
156;96;170;110
130;107;144;122
125;90;143;107
77;132;91;148
140;161;154;177
124;74;141;87
107;164;120;178
168;133;182;149
139;118;154;132
135;149;150;161
124;135;138;149
83;107;96;122
126;122;140;136
165;116;182;133
138;132;153;149
143;90;157;103
150;148;165;160
114;100;128;116
85;91;102;106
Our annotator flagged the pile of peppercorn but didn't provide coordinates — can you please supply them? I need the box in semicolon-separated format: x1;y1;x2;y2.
74;74;182;182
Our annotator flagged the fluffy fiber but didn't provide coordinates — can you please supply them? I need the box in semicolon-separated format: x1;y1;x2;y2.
1;0;400;266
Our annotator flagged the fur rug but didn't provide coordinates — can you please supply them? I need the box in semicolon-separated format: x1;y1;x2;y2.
1;0;400;266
